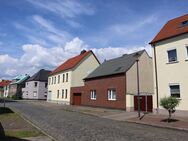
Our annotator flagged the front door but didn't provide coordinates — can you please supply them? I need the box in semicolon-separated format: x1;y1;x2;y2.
73;93;81;106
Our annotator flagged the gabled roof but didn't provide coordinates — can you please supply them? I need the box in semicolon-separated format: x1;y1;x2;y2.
85;50;145;80
50;50;99;75
10;74;30;85
150;14;188;44
27;69;51;82
0;80;11;87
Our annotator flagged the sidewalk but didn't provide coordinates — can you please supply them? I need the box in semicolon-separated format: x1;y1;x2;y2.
126;114;188;131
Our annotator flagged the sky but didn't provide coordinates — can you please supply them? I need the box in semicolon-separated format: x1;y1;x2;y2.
0;0;188;79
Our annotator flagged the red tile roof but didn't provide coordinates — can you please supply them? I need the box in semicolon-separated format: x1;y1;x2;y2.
150;14;188;44
50;50;99;75
0;80;11;87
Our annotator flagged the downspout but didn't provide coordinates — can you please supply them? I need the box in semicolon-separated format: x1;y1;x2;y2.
153;44;159;112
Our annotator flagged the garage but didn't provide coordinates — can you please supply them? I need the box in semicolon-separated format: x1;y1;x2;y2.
134;95;153;112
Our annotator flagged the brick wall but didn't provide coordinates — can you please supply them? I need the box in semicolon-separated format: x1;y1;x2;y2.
82;74;126;109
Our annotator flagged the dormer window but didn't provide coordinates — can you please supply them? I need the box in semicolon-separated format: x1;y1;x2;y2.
180;20;188;27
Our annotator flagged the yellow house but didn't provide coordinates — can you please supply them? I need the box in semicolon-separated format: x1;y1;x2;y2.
150;14;188;111
47;50;100;104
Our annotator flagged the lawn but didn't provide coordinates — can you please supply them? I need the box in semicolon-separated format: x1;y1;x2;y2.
0;107;44;140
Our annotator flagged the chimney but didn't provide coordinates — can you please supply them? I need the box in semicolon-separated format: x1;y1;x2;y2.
80;50;86;54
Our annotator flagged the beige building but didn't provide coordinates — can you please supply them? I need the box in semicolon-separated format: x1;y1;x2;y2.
150;14;188;111
47;50;100;104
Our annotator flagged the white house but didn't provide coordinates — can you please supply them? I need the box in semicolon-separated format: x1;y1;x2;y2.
150;14;188;111
47;50;100;105
22;69;51;99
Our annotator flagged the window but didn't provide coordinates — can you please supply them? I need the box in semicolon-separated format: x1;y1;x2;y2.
66;73;68;82
52;77;53;85
108;89;116;100
90;90;96;100
57;90;60;98
65;89;67;99
48;78;51;85
186;46;188;58
167;49;177;62
45;83;47;88
54;76;56;84
58;75;60;83
33;91;37;97
180;20;188;27
170;84;180;98
62;89;64;98
34;82;38;87
62;74;65;82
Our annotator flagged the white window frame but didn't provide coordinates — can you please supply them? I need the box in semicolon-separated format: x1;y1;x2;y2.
90;90;96;100
169;83;180;98
167;48;178;63
108;89;116;101
33;91;37;97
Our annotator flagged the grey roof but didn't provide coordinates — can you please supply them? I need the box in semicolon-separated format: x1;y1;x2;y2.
85;50;145;80
27;69;51;82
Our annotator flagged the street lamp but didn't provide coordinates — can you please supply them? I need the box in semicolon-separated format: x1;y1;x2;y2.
134;53;141;119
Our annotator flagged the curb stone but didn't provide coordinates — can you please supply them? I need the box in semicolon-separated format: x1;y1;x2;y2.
126;119;188;132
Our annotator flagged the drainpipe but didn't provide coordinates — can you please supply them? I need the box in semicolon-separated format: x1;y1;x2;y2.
153;44;159;112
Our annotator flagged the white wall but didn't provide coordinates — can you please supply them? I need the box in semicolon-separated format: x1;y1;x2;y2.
48;70;72;104
153;33;188;110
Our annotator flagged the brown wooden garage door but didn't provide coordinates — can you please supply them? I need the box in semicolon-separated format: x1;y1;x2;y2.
73;93;81;106
134;95;153;112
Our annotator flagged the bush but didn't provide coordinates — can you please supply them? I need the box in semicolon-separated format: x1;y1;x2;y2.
160;96;180;122
11;95;18;100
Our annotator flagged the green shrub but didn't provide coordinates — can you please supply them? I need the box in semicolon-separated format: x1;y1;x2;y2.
11;95;18;100
160;96;180;122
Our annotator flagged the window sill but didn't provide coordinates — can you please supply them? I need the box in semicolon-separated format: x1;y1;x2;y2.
166;61;179;64
108;99;117;101
185;58;188;61
91;98;96;100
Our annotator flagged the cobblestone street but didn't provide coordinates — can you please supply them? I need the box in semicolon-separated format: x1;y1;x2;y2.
5;101;188;141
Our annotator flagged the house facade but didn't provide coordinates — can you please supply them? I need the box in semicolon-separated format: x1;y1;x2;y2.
0;80;11;97
9;74;30;99
150;14;188;111
81;50;153;111
48;50;100;105
22;69;51;100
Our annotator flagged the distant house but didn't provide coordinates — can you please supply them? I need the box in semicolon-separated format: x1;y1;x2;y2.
48;50;100;105
9;74;30;99
150;14;188;111
82;50;153;111
0;80;11;97
22;69;51;100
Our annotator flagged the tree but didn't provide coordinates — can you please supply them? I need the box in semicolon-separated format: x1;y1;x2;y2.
160;96;180;122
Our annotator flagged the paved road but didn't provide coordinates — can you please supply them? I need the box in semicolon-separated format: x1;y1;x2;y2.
4;101;188;141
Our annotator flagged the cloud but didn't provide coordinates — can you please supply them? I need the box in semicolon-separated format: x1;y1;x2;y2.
14;15;72;46
108;14;158;36
0;37;152;79
27;0;95;18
